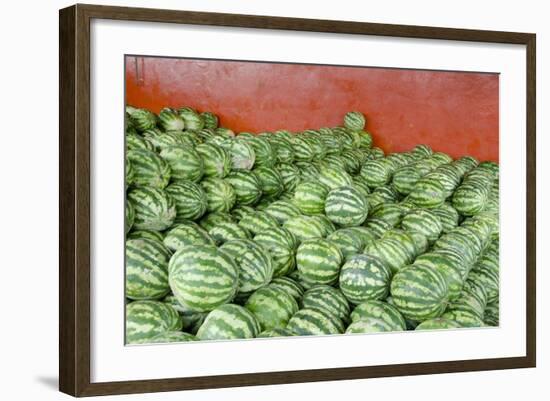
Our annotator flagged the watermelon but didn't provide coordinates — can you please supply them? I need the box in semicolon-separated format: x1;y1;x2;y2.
415;318;462;330
253;166;284;198
125;200;135;234
158;107;185;131
163;222;214;252
301;285;351;324
369;203;404;227
441;310;484;327
286;308;344;335
390;264;449;321
128;229;164;242
195;143;231;178
238;210;279;235
245;286;299;330
148;331;196;343
127;187;176;231
265;200;301;223
324;186;369;227
350;300;406;330
165;181;207;221
277;162;301;193
220;239;274;294
231;205;256;222
257;328;295;338
343;111;366;131
254;227;297;277
408;178;446;208
240;136;276;168
127;108;157;132
452;179;492;216
196;304;261;340
345;317;396;333
200;111;219;129
126;238;171;300
296;239;343;286
411;144;433;159
364;218;392;239
215;127;235;138
127;133;154;152
326;228;364;259
199;212;235;231
222;139;256;170
318;165;353;189
201;178;236;213
291;135;315;161
208;221;251;244
293;181;329;215
162;294;208;333
283;215;326;242
401;209;443;243
364;238;411;274
268;135;295;163
392;166;422;195
380;229;417;260
269;276;304;301
360;159;392;188
432;202;460;233
168;245;239;312
127;149;171;189
126;300;182;344
225;169;263;206
178;108;205;130
415;253;465;301
339;254;392;304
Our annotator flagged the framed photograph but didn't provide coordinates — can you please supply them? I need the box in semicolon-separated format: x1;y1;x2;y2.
59;4;536;397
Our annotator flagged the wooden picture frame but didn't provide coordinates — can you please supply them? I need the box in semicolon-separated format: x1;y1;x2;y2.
59;3;536;397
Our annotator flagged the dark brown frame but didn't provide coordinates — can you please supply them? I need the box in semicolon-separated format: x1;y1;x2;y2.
59;3;536;397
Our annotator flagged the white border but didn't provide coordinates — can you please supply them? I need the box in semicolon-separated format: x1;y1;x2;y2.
90;19;526;382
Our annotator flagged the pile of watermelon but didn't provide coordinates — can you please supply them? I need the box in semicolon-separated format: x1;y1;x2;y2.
124;106;499;344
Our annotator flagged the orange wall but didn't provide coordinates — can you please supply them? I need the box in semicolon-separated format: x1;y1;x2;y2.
126;57;499;162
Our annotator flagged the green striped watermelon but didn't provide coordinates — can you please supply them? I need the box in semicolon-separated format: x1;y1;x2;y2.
126;300;182;344
369;203;404;227
201;178;236;213
277;162;301;193
168;245;239;312
441;310;484;328
339;254;392;304
301;285;351;324
148;331;196;343
208;221;250;244
360;159;392;188
220;239;274;294
415;318;461;330
296;239;343;286
165;181;207;221
199;212;235;231
431;202;460;233
408;178;446;208
178;108;205;130
254;227;297;277
283;215;326;242
225;169;263;206
125;200;135;234
127;108;157;132
158;107;185;131
127;229;164;242
413;253;464;301
286;308;344;335
265;200;301;223
326;228;364;259
127;187;176;231
291;135;315;161
200;111;219;129
390;264;449;321
126;133;154;152
162;293;208;334
343;111;366;131
127;149;171;189
126;238;171;300
238;210;279;235
196;304;261;340
257;327;295;337
196;143;231;178
324;186;369;227
269;276;304;301
253;166;284;198
401;209;443;243
268;135;295;163
345;317;396;333
350;300;406;330
163;222;214;252
318;164;353;189
240;136;276;168
380;229;417;261
364;238;411;274
222;139;256;170
293;181;329;215
245;286;299;330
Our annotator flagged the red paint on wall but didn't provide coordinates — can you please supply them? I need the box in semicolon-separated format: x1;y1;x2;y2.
126;57;499;162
